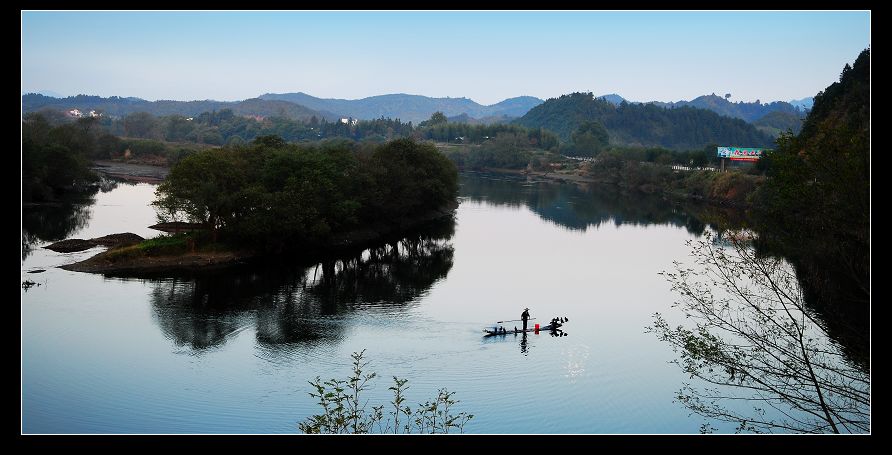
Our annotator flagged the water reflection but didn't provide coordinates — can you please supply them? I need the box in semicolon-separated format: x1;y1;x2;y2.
21;176;128;260
481;326;568;356
148;218;455;352
459;172;748;235
22;202;93;260
751;228;869;371
562;345;589;384
463;173;869;429
22;171;867;434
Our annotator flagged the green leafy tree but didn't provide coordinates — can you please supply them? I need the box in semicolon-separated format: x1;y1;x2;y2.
153;148;247;241
163;116;196;142
569;120;609;156
428;111;448;125
153;137;458;253
123;112;159;139
365;138;458;219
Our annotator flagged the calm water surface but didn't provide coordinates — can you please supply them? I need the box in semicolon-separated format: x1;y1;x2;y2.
21;174;770;433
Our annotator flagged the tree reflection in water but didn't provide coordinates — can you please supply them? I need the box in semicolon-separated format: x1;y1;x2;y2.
21;176;126;260
22;201;94;260
149;218;455;352
466;173;868;391
460;172;748;236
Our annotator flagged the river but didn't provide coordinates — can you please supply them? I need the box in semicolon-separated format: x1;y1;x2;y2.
20;173;864;434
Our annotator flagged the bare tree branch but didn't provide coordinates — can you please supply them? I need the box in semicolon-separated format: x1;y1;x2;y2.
648;231;870;433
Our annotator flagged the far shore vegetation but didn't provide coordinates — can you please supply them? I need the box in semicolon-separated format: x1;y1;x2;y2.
23;50;867;303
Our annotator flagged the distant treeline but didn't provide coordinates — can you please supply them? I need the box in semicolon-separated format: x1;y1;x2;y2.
441;132;549;170
28;108;565;164
63;108;418;146
34;107;566;149
419;120;559;150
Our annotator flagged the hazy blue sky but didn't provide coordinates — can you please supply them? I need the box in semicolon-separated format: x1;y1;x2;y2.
21;11;870;105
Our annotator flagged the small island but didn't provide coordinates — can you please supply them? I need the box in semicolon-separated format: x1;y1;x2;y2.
60;137;459;275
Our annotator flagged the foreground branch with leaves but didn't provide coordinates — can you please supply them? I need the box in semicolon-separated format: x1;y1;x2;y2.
298;350;474;434
648;231;869;433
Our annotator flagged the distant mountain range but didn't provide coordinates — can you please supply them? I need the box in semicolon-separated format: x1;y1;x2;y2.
788;97;814;111
598;93;810;123
22;91;813;139
516;92;776;150
22;92;544;125
21;93;342;121
258;92;544;124
649;94;806;123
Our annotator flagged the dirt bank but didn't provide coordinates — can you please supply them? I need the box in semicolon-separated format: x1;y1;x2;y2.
92;160;169;183
45;233;145;252
60;250;254;274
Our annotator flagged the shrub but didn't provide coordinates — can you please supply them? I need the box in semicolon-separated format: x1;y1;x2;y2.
298;350;474;434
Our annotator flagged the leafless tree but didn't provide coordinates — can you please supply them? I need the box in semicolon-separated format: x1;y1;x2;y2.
648;231;869;433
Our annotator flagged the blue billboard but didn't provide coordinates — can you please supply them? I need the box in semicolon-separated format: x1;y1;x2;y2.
717;147;764;161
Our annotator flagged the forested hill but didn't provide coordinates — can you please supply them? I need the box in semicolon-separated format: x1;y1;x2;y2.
514;92;776;150
22;94;341;121
753;111;805;137
759;48;869;244
258;92;543;123
601;93;807;135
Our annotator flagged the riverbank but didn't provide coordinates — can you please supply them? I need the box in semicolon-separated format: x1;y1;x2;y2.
46;233;144;253
60;249;252;275
92;160;169;183
59;201;457;276
486;167;597;185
